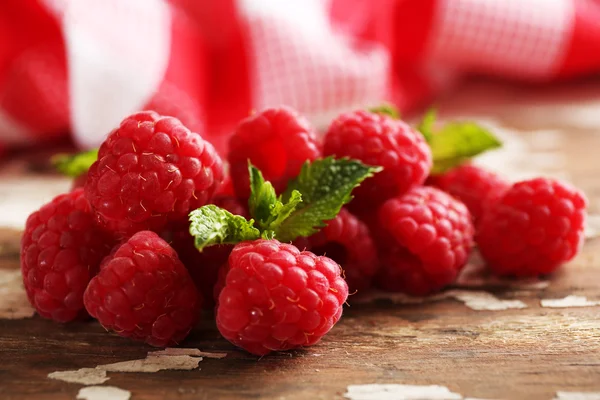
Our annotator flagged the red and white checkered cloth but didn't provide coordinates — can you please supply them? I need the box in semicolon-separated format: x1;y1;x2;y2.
1;0;599;156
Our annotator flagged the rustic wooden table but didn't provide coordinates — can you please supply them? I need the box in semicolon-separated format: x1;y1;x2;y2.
1;81;599;400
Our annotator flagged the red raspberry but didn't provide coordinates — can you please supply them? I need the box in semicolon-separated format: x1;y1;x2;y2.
84;231;200;347
20;189;115;322
477;178;587;277
323;110;431;210
164;195;248;308
296;208;378;293
215;239;348;356
377;186;474;296
428;164;509;224
84;111;224;237
228;106;321;199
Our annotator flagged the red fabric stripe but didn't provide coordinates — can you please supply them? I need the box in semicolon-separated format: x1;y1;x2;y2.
557;0;600;78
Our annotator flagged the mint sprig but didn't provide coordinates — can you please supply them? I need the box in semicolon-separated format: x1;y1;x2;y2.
248;163;302;234
189;157;380;251
52;148;99;177
189;205;261;251
276;157;381;242
418;109;502;174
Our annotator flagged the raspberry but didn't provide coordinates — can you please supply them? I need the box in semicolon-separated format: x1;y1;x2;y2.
20;189;115;322
323;110;431;210
84;111;224;237
296;208;378;293
164;195;248;308
215;239;348;355
377;186;474;296
428;164;509;224
84;231;200;347
477;178;587;276
228;106;321;199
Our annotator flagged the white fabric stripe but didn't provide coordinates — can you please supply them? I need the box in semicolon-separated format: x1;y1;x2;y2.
426;0;575;78
59;0;172;148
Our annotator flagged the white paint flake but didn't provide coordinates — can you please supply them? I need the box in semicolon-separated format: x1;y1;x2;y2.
585;214;600;240
148;348;227;359
48;368;109;385
97;354;202;373
541;295;600;308
354;289;527;311
447;290;527;311
0;269;35;319
76;386;131;400
554;391;600;400
344;383;462;400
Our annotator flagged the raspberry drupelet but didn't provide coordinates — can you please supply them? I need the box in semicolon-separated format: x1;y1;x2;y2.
84;111;224;237
84;231;201;347
215;239;348;356
377;186;474;296
20;188;115;322
228;106;321;199
323;110;432;211
428;164;509;224
477;178;587;276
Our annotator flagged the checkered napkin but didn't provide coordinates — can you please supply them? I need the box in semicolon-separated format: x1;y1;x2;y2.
0;0;598;156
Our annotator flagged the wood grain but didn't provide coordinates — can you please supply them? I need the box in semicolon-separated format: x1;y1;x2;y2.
1;81;600;400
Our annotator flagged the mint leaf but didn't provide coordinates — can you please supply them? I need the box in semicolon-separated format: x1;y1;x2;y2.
276;157;381;242
189;205;260;251
52;149;98;177
368;103;400;119
247;163;303;232
429;121;501;174
248;163;278;228
268;190;303;231
417;108;436;142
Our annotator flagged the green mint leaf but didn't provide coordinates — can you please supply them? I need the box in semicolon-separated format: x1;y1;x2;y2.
268;190;303;231
52;148;98;177
276;157;381;242
417;108;437;142
368;103;400;119
248;163;278;228
189;205;260;251
429;121;502;174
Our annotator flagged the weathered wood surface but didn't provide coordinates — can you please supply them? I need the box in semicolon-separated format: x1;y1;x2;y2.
1;81;600;400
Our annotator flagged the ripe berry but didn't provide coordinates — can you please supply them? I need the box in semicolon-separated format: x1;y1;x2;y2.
429;164;509;224
20;189;115;322
296;208;378;293
377;186;474;296
228;106;321;199
164;195;248;308
477;178;587;276
323;110;431;210
84;111;224;237
84;231;200;347
215;239;348;356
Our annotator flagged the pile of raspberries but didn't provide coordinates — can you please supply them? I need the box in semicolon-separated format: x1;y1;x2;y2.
20;107;587;355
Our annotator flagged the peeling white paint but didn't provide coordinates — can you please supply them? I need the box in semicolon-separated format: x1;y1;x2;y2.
149;348;227;359
48;368;109;385
585;215;600;240
0;269;35;319
554;391;600;400
541;295;600;308
455;257;549;291
354;289;527;311
97;354;202;373
76;386;131;400
447;290;527;311
344;383;462;400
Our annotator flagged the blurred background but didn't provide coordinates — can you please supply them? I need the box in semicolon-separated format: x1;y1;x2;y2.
1;0;600;227
1;0;599;155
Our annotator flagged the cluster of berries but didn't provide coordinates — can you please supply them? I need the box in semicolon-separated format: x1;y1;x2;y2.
21;106;587;356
